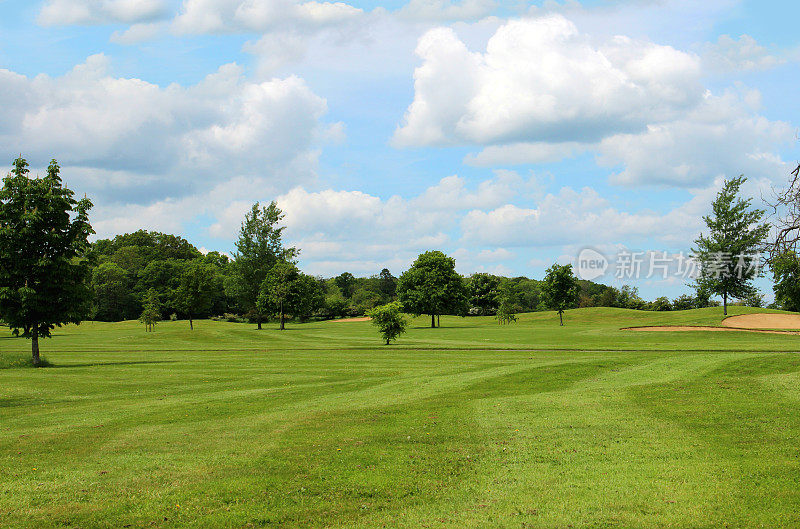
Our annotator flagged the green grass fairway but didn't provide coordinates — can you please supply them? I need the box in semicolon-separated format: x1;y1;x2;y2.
2;307;799;528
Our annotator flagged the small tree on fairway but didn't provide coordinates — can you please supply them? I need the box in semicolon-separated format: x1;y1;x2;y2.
227;202;297;329
258;261;299;330
542;263;579;326
397;251;467;328
0;158;93;366
139;289;161;332
495;283;518;325
495;299;518;325
175;260;219;330
366;301;409;345
693;176;769;316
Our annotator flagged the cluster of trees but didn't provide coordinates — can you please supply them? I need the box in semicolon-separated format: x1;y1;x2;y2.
4;154;800;362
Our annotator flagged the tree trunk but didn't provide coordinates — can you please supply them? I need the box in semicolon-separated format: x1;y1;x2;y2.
280;301;285;330
431;314;436;328
31;326;40;367
257;320;262;330
386;338;390;345
559;311;564;326
189;316;193;330
437;314;440;327
723;292;728;316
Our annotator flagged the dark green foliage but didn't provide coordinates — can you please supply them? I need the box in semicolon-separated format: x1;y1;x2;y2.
771;252;800;311
468;273;500;315
227;202;297;329
378;268;397;300
671;294;696;311
334;272;357;299
693;176;769;315
648;296;672;311
91;262;137;321
0;158;93;365
257;262;323;329
541;263;580;326
366;301;409;344
90;230;209;320
91;230;201;263
175;260;221;330
742;291;764;308
397;251;468;328
495;286;518;325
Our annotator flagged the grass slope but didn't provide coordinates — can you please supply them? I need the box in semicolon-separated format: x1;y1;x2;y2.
1;307;799;528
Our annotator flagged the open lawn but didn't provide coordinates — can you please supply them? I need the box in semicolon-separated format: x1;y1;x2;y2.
2;307;800;528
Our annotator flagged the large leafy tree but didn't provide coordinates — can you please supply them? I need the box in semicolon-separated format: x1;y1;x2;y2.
0;158;93;365
693;176;769;316
257;262;323;329
334;272;357;299
397;251;467;328
175;260;221;330
227;202;297;329
541;263;579;326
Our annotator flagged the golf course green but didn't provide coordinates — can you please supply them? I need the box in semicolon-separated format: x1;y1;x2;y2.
2;306;799;528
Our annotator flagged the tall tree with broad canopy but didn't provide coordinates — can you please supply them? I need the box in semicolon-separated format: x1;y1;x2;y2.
541;263;579;326
366;301;409;345
397;251;467;328
175;260;220;330
227;202;297;329
693;176;769;316
0;158;93;366
334;272;357;299
257;262;323;330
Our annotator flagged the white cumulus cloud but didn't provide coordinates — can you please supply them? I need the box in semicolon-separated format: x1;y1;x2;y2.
394;15;703;147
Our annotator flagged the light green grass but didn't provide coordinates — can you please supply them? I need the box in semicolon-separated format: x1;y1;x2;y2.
1;307;799;528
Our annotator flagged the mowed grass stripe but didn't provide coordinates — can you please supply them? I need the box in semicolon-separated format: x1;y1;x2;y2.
2;307;800;527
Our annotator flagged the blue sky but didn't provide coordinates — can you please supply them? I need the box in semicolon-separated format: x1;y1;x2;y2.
2;0;798;300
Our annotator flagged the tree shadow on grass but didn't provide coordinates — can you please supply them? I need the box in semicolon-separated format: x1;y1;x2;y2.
52;360;176;369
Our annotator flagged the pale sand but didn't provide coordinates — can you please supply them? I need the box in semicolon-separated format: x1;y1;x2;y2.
722;313;800;330
625;313;800;335
329;317;372;323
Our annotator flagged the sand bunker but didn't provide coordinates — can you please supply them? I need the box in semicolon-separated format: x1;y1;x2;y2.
329;317;371;323
626;313;800;335
627;326;797;335
722;313;800;330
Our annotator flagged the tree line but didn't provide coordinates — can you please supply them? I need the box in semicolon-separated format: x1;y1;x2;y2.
2;156;800;363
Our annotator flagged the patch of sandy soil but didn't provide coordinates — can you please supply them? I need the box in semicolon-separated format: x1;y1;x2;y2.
722;313;800;330
328;317;372;323
625;325;798;335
